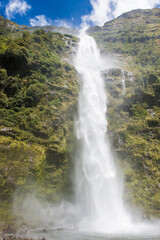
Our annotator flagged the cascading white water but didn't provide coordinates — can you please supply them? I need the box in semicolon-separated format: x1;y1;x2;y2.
121;69;126;94
74;31;132;233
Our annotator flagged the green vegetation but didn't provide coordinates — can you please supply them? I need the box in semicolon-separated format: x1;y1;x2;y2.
122;89;160;216
89;9;160;71
93;8;160;217
0;15;19;36
106;74;160;217
0;18;78;229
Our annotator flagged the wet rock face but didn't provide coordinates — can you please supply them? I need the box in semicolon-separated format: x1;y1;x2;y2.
103;68;133;80
0;234;46;240
102;68;133;92
100;58;160;218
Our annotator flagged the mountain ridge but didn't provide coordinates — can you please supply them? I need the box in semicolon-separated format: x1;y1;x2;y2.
0;14;78;36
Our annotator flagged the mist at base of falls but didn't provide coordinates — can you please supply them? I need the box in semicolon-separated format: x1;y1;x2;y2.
13;193;160;237
13;31;160;238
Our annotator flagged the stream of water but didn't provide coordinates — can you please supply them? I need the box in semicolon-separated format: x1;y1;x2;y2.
121;69;126;94
29;229;160;240
74;31;132;233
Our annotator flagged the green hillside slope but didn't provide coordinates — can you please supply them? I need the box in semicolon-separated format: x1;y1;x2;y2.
89;8;160;218
0;17;78;228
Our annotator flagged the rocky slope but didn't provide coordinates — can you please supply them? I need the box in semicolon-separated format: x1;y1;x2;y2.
88;8;160;218
0;16;78;230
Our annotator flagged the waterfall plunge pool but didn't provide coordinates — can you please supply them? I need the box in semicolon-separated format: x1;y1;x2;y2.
22;228;160;240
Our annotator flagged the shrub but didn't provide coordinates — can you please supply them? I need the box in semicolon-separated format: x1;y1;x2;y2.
25;83;45;107
0;42;30;75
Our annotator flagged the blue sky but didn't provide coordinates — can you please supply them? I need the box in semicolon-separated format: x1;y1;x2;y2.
0;0;92;27
0;0;160;28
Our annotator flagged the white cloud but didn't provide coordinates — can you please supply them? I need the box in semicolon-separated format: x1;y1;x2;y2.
30;15;74;28
5;0;31;19
29;15;52;26
82;0;112;26
113;0;160;18
82;0;160;26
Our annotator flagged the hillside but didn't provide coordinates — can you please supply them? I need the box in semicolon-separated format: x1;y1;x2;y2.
88;8;160;69
0;15;78;37
0;16;78;229
88;8;160;217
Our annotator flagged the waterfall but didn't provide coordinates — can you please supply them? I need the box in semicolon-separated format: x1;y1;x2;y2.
121;69;126;94
74;31;131;233
14;30;160;238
